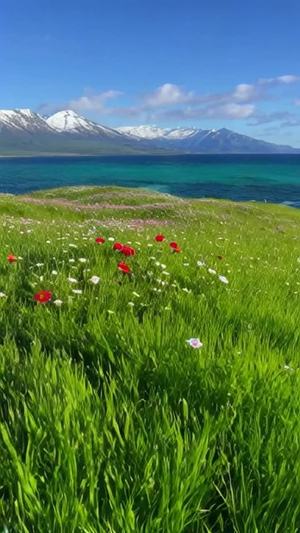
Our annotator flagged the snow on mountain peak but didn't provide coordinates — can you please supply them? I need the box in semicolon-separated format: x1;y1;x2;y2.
117;125;168;139
46;109;121;138
46;110;95;133
117;125;200;140
0;108;52;133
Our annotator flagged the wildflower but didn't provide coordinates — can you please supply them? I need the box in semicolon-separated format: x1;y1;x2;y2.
118;261;131;274
113;242;123;251
7;254;17;263
121;245;135;256
128;301;135;307
68;277;78;283
72;289;83;294
90;275;100;285
33;290;52;303
95;237;105;244
208;268;216;275
78;257;87;263
197;261;206;267
219;275;229;284
51;270;58;275
155;234;165;242
283;364;294;371
53;299;63;307
186;338;203;349
169;242;179;249
172;246;181;253
36;263;44;267
0;292;6;298
108;237;115;242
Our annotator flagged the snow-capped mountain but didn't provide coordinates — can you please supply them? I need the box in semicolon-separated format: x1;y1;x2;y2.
0;108;55;134
119;125;299;154
117;125;199;140
0;108;298;155
0;108;146;155
46;110;124;138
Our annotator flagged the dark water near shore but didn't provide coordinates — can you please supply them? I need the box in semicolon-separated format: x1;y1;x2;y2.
1;154;300;205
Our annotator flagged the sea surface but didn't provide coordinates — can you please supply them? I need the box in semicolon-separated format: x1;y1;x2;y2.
1;154;300;206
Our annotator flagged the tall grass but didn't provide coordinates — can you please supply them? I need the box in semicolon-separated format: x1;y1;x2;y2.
0;187;300;531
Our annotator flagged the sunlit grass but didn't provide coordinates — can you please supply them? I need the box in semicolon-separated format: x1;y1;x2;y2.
1;186;300;531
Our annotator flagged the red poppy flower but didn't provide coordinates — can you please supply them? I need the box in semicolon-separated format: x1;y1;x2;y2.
113;242;123;251
95;237;105;244
118;261;131;274
121;245;135;256
155;234;165;242
7;254;17;263
169;242;179;249
33;290;52;303
172;246;181;253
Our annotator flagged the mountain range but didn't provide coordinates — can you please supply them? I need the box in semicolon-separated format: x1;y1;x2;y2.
0;108;299;156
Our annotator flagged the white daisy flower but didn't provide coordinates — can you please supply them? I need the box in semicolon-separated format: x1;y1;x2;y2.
219;275;229;284
90;275;100;285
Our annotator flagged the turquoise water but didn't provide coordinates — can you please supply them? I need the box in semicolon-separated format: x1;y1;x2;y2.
1;154;300;205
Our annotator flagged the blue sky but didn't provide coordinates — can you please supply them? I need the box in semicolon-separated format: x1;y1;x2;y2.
1;0;300;145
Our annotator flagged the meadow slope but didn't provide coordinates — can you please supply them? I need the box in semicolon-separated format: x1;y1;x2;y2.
1;186;300;532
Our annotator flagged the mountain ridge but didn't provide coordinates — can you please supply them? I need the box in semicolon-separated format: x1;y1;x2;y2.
0;108;299;155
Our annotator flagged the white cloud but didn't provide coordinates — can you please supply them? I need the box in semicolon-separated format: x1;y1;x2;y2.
158;102;255;121
215;103;255;119
258;74;300;86
232;83;258;102
40;73;300;127
144;83;194;107
69;90;122;113
276;75;299;84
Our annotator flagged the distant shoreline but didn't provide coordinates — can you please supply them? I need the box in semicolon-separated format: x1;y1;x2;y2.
1;152;300;159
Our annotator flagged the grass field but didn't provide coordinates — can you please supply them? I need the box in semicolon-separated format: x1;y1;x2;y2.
1;186;300;532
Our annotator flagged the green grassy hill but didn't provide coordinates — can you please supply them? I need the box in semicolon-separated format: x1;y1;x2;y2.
1;186;300;532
